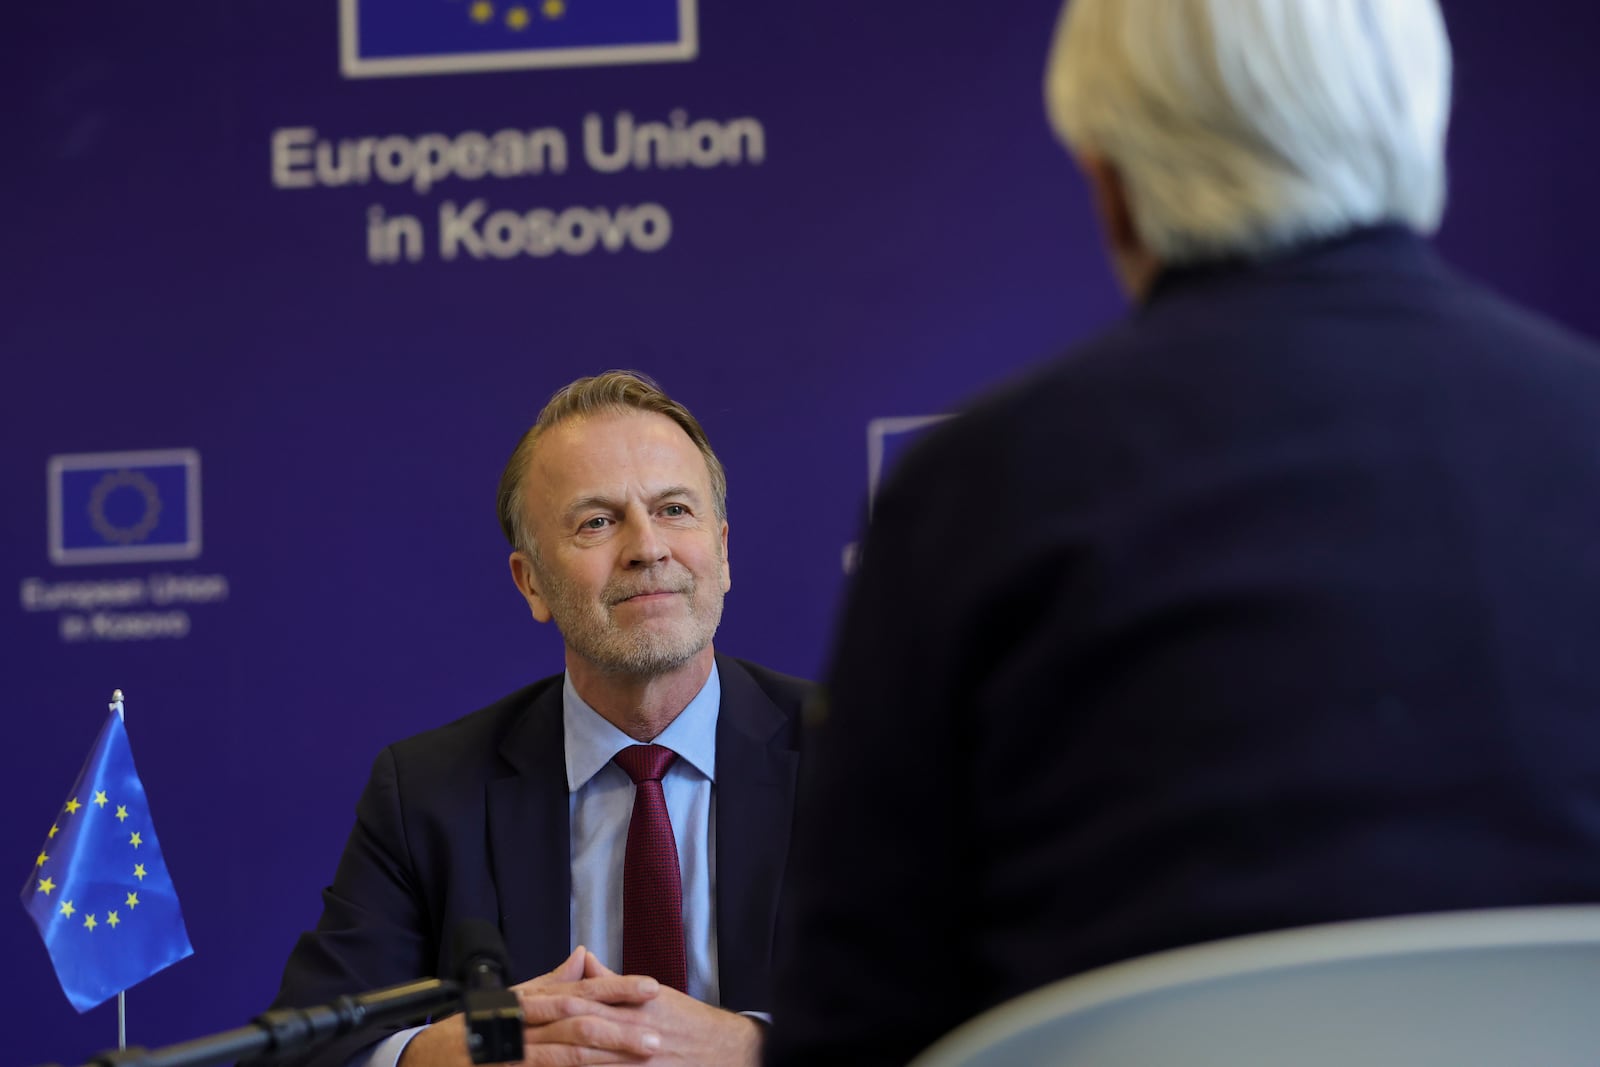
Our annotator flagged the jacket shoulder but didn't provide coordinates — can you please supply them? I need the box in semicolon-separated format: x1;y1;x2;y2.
382;673;563;776
724;656;815;713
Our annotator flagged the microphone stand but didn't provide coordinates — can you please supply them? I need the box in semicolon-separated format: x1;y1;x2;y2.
62;976;463;1067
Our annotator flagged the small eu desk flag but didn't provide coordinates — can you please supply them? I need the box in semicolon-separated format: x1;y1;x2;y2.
19;694;193;1012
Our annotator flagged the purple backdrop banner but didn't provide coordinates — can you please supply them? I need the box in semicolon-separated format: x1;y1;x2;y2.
3;1;1598;1061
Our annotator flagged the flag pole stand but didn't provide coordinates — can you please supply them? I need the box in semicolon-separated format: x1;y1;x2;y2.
113;689;127;1050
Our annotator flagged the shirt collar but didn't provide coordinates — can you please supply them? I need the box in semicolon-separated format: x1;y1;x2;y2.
562;662;720;792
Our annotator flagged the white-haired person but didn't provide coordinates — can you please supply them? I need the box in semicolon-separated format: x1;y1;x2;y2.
768;1;1600;1064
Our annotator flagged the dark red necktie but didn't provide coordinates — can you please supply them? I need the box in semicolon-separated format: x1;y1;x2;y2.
613;744;687;991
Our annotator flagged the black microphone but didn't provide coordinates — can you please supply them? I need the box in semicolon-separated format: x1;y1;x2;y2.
450;919;524;1064
43;975;464;1067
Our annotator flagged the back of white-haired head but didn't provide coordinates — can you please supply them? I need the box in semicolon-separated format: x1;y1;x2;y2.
1045;0;1452;265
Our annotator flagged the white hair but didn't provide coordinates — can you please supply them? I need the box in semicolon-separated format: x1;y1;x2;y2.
1045;0;1453;265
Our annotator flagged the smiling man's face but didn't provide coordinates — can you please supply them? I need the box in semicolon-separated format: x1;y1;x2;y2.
510;408;730;680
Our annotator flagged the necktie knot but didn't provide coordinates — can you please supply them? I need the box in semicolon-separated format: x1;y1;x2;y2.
614;744;677;785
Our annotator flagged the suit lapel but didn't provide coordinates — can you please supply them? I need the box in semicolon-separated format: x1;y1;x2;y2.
488;681;572;982
714;657;800;1010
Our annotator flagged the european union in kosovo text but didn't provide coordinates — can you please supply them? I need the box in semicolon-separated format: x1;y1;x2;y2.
20;705;193;1012
48;449;202;567
341;0;697;78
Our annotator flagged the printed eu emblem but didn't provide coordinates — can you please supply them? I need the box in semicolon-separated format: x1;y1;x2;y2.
340;0;697;78
843;416;954;574
48;450;202;566
868;416;952;505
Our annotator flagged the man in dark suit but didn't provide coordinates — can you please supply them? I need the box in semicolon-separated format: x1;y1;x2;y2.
264;371;809;1067
767;2;1600;1065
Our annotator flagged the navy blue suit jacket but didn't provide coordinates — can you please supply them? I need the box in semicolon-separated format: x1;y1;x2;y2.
263;654;807;1067
769;228;1600;1066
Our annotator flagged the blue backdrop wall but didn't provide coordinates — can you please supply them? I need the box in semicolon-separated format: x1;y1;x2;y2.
4;1;1598;1062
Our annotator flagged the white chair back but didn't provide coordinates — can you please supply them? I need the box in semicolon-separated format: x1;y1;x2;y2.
909;906;1600;1067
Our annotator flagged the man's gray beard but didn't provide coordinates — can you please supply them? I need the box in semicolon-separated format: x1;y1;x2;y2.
534;555;725;678
586;606;721;677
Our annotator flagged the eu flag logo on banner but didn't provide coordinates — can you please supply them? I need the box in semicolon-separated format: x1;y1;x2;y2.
867;416;953;505
48;449;202;566
842;416;954;575
19;698;193;1012
340;0;697;78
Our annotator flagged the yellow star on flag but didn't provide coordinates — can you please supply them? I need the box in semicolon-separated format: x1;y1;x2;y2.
115;805;129;822
47;824;59;838
37;876;56;895
470;0;493;22
106;911;120;928
94;790;109;808
35;851;48;867
133;863;148;881
543;0;564;17
506;5;530;30
64;798;82;815
60;900;76;918
126;892;140;909
84;913;98;931
129;831;143;848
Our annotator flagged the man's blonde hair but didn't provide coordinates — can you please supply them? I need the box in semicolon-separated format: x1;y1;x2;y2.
496;370;728;554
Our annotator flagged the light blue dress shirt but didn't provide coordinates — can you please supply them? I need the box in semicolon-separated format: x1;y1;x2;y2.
359;665;723;1067
565;664;721;1004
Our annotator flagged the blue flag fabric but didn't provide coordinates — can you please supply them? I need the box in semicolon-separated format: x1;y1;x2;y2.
20;709;193;1012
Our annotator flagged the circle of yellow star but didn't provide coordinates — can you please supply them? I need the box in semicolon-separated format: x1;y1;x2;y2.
505;5;530;30
116;805;130;822
542;0;564;17
94;791;109;808
37;876;56;895
60;900;76;919
107;911;121;929
125;892;140;909
133;863;148;881
64;798;82;815
36;851;48;868
84;914;98;931
469;0;494;22
129;831;143;848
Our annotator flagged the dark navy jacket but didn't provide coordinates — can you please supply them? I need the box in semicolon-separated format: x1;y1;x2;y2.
261;654;807;1067
770;228;1600;1066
